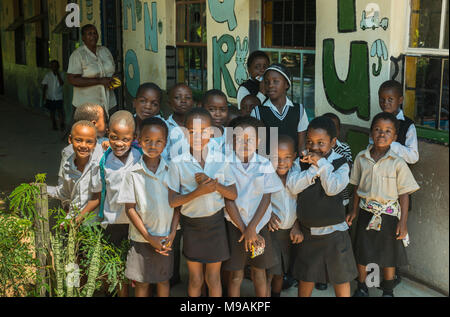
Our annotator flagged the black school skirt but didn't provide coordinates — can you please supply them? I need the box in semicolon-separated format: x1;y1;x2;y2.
180;209;230;264
267;229;292;276
293;227;358;285
354;209;408;268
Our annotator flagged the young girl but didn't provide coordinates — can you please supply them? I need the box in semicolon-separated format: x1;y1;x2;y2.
117;117;180;297
133;83;163;140
347;112;420;297
251;63;309;153
165;108;237;297
237;50;270;108
223;116;284;297
287;116;358;297
266;135;303;297
202;89;229;153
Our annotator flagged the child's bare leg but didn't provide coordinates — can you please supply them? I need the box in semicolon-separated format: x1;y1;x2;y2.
357;264;367;283
271;275;283;295
222;269;230;295
205;262;223;297
251;267;267;297
156;280;170;297
117;282;129;297
298;281;314;297
333;282;351;297
134;282;150;297
228;270;244;297
266;273;273;297
187;260;205;297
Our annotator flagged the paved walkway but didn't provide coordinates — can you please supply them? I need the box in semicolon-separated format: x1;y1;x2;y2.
0;96;445;297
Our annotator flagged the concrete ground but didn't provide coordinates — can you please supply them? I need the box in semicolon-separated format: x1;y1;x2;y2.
0;96;445;298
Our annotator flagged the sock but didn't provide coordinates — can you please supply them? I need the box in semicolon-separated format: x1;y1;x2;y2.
357;281;368;292
271;291;281;297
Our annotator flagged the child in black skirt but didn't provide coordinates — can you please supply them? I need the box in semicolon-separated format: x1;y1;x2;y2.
166;108;238;297
266;135;304;297
347;112;420;297
287;116;358;297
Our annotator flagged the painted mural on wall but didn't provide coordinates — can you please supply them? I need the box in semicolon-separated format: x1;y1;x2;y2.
360;3;389;31
370;39;388;76
209;0;249;99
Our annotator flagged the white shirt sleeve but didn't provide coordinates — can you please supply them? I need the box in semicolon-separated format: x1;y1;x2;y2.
263;169;284;194
286;164;319;194
41;73;50;86
390;125;419;164
316;158;350;196
237;86;250;109
67;50;83;75
90;165;102;194
164;161;181;193
116;172;136;204
223;163;237;186
297;106;310;132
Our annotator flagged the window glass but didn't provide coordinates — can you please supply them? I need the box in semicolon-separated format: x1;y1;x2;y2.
409;0;443;49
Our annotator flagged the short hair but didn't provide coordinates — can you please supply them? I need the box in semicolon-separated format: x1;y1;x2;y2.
247;50;270;69
136;82;163;102
202;89;228;107
241;94;262;106
370;112;400;134
185;107;213;126
71;120;96;135
229;115;265;131
109;110;135;133
379;80;403;97
81;24;97;36
322;113;341;128
278;134;296;150
74;103;103;123
308;116;337;140
168;83;192;97
228;105;240;116
50;60;59;67
140;117;169;138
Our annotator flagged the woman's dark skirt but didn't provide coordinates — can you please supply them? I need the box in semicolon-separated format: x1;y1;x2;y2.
222;221;278;271
354;208;408;268
180;209;230;264
125;241;174;284
293;227;358;285
267;229;292;276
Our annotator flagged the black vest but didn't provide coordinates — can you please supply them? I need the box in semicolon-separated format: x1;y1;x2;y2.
397;116;415;146
297;157;348;228
257;102;302;153
240;79;260;96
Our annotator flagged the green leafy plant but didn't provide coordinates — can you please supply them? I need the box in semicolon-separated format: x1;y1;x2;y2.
8;174;47;220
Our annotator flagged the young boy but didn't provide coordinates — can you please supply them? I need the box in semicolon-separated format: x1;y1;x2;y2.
376;80;419;165
240;95;261;117
48;121;101;224
227;105;241;126
91;110;142;296
42;60;65;131
202;89;229;153
133;83;163;139
251;64;309;153
266;135;304;297
347;112;420;297
223;116;283;297
118;117;180;297
287;116;358;297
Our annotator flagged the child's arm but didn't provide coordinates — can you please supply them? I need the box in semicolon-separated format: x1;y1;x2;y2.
76;192;101;224
396;193;409;240
286;164;319;195
215;182;237;200
168;177;216;208
167;207;181;247
289;220;304;244
316;159;350;196
239;193;271;252
224;199;247;234
391;126;419;164
125;203;171;256
346;185;360;226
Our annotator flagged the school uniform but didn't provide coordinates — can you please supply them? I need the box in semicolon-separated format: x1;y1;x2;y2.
237;78;266;109
48;152;101;224
91;147;142;246
350;146;420;268
163;114;190;161
222;152;283;271
251;97;309;152
334;140;353;206
267;159;300;276
287;150;358;284
117;156;174;284
165;148;235;263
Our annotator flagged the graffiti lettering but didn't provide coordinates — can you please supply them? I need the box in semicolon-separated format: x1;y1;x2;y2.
123;0;137;31
323;39;370;120
144;2;158;53
125;49;140;97
208;0;237;31
213;35;237;98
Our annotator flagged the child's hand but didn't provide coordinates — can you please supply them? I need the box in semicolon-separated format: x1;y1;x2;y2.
102;140;110;151
396;221;408;240
290;224;304;244
255;234;266;249
147;236;172;256
196;178;217;196
268;213;281;232
166;230;177;249
346;209;358;226
195;173;209;185
238;226;259;252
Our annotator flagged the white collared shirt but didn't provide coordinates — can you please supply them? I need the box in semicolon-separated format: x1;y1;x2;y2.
164;115;190;161
237;85;266;109
271;159;299;230
368;110;419;164
67;45;117;110
58;140;105;179
250;97;309;132
41;71;64;101
91;147;142;225
287;150;350;235
165;148;236;218
117;157;174;243
226;152;283;233
48;153;100;221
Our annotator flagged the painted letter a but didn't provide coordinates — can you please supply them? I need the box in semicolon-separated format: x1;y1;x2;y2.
66;3;80;28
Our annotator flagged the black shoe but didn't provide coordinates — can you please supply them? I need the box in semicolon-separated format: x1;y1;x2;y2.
315;283;328;291
382;291;395;297
352;287;369;297
282;275;297;290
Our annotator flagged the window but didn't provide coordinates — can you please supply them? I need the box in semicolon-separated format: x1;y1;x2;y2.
14;0;26;65
175;0;207;97
405;0;449;143
36;0;50;68
261;0;316;120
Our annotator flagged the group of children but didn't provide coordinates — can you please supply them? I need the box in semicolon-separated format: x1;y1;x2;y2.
48;49;420;298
